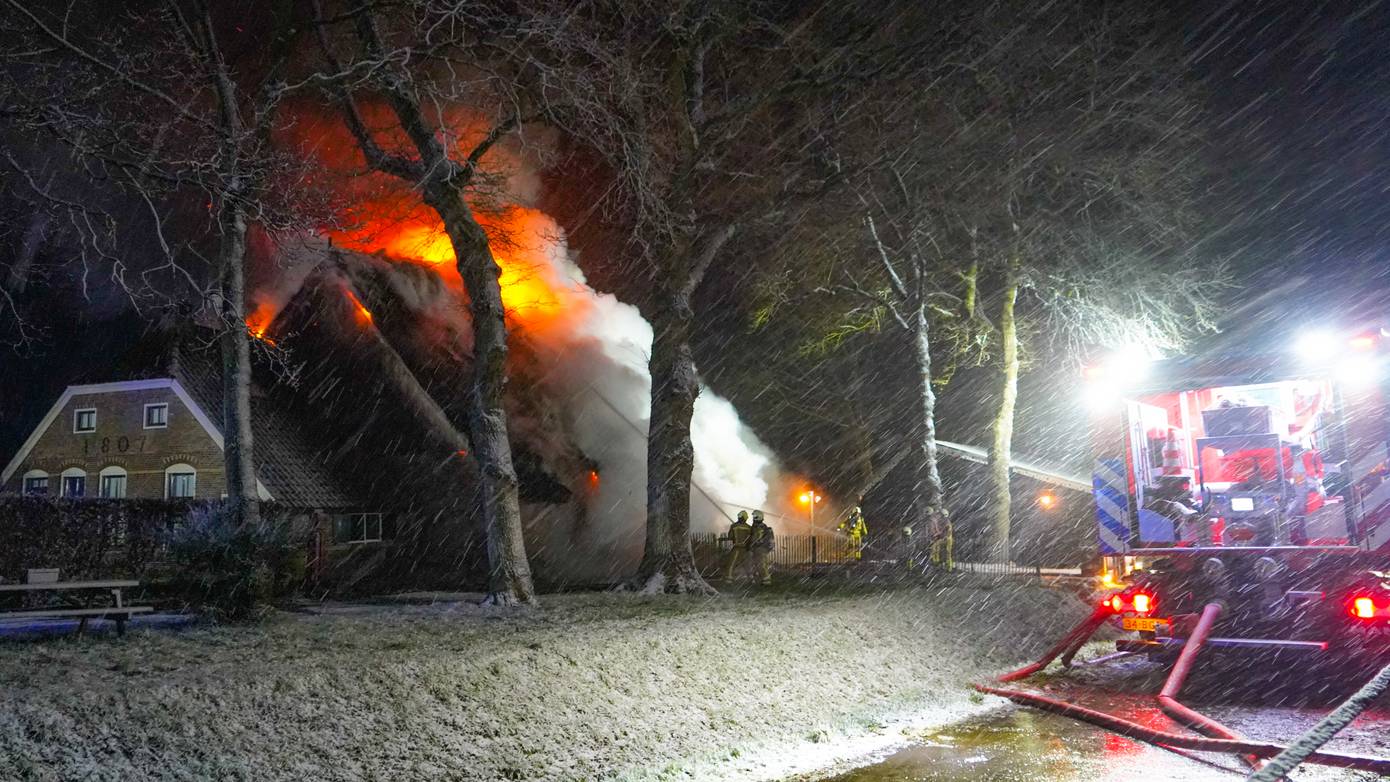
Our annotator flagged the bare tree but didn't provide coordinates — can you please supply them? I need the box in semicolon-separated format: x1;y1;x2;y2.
745;0;1226;566
534;0;852;593
307;0;554;604
963;2;1224;562
0;0;317;527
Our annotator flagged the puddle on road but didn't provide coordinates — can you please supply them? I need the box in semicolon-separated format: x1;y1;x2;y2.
819;707;1357;782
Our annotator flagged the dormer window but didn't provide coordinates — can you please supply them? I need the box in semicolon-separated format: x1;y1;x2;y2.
144;403;169;429
73;408;96;433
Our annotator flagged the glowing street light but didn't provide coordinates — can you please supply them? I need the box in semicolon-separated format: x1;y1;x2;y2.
1038;492;1057;510
799;489;822;535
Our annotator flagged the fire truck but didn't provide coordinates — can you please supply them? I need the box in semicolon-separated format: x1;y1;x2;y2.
973;328;1390;775
1084;327;1390;664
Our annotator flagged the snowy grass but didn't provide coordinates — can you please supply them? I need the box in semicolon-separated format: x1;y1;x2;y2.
0;581;1087;781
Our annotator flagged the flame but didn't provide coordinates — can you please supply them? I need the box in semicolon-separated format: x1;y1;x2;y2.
273;100;575;334
343;287;373;326
332;205;568;329
246;301;278;346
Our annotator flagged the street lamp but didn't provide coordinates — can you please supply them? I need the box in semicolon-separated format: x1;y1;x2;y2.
1038;491;1057;510
799;489;822;534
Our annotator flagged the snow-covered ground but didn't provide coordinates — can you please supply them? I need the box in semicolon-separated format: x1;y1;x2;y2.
0;581;1087;781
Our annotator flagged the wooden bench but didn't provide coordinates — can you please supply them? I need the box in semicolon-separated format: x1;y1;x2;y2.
0;580;151;637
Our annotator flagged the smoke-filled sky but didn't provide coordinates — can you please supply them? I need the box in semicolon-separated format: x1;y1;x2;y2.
4;1;1390;512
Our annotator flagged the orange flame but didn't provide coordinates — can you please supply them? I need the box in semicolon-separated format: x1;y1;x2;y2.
246;301;278;346
274;101;576;335
343;287;373;326
331;205;568;329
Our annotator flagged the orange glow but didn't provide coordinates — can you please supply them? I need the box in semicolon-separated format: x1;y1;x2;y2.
1132;593;1151;614
1349;334;1377;351
1352;596;1377;619
275;101;573;334
331;207;569;329
344;287;373;326
246;301;278;346
588;469;600;487
1038;492;1057;509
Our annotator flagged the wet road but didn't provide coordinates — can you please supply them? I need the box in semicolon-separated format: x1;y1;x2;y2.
819;654;1389;782
821;707;1367;781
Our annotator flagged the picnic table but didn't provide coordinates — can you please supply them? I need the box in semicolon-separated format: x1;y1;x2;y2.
0;580;150;636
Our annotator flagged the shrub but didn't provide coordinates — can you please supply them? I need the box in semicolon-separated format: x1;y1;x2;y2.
163;505;306;620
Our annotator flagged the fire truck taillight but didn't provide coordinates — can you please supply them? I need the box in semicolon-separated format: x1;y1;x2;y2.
1104;591;1155;615
1351;596;1378;620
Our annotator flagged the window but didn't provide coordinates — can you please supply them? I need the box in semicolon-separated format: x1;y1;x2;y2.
99;466;128;499
21;470;49;496
164;463;197;499
332;513;389;544
60;468;86;498
73;408;96;433
143;403;169;429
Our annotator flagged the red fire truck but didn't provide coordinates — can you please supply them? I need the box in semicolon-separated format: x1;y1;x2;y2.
1084;327;1390;663
974;328;1390;775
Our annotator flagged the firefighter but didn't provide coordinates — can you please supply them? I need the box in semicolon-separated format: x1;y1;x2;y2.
750;510;774;585
838;504;868;560
723;511;752;580
928;511;953;571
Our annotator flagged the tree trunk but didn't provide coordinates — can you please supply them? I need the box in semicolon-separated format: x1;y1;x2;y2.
217;204;260;528
629;291;716;595
909;308;949;535
988;269;1020;563
429;188;536;605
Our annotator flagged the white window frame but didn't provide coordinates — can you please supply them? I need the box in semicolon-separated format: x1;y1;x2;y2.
99;466;128;499
164;463;197;499
59;467;87;497
21;469;49;496
143;403;169;429
334;512;385;544
73;408;97;433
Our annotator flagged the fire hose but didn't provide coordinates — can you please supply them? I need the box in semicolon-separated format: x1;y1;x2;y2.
1155;603;1259;770
976;604;1390;775
974;684;1390;773
1248;660;1390;781
995;604;1112;682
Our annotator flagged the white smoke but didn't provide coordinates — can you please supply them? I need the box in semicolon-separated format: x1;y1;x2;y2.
512;216;793;574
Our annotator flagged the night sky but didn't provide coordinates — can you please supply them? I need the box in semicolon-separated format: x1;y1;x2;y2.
4;0;1389;483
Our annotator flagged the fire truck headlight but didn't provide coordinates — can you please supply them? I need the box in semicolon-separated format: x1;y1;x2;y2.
1296;330;1341;361
1336;355;1382;389
1084;380;1121;411
1109;346;1152;382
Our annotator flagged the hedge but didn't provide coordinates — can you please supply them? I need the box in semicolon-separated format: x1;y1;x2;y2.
0;496;209;583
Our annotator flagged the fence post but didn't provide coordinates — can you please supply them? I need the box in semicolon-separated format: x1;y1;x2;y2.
811;536;818;568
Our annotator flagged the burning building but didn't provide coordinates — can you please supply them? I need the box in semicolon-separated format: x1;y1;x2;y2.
243;206;793;589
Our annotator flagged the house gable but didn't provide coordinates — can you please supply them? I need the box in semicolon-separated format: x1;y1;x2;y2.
1;379;271;500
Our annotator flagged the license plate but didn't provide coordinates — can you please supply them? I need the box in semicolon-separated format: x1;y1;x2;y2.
1122;617;1168;633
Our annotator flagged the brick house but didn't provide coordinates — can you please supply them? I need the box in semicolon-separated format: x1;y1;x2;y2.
0;377;268;502
0;345;398;588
